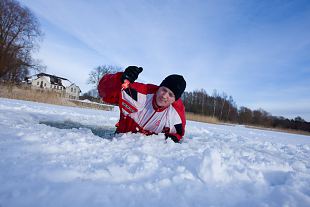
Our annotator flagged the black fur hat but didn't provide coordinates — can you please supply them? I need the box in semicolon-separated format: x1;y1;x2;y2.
160;74;186;100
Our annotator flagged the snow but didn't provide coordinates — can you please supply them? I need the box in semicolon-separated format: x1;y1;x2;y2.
0;97;309;207
77;99;117;108
44;76;51;83
61;80;72;88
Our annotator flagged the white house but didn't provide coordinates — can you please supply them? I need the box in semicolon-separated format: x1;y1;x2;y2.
26;73;81;100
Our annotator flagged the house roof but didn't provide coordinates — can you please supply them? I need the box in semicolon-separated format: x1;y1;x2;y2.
36;73;69;81
35;73;72;87
62;80;73;88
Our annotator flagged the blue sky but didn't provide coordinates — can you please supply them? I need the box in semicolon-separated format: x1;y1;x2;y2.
20;0;310;121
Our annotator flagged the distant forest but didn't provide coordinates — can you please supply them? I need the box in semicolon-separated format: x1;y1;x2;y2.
181;89;310;133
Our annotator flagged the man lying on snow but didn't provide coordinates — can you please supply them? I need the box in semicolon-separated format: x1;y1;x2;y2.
98;66;186;143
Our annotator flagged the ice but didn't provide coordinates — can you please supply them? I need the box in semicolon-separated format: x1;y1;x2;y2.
0;97;310;207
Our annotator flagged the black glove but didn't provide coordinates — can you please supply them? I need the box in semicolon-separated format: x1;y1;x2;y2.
121;66;143;83
165;134;180;143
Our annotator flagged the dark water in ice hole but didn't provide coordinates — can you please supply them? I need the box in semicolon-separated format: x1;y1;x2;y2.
39;120;116;139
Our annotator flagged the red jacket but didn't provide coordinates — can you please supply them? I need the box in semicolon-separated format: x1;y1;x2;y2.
98;72;186;142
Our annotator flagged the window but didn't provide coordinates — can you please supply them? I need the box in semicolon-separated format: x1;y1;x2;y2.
74;88;76;93
44;83;46;87
71;88;73;92
37;82;39;85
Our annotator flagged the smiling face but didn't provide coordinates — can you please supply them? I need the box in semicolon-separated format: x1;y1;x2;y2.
155;86;176;108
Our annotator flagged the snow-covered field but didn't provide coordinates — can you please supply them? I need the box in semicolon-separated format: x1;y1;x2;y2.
0;97;309;207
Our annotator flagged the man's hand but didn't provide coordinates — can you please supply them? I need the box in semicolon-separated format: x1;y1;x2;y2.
121;66;143;83
165;134;180;143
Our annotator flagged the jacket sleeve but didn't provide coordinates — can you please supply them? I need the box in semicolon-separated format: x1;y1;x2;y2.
165;99;186;143
98;72;123;104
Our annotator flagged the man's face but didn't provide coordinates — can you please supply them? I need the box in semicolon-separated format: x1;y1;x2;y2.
155;86;176;108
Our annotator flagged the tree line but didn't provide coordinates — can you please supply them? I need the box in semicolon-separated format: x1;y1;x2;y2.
181;89;310;132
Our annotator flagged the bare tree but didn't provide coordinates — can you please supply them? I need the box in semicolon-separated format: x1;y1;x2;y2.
219;92;227;120
212;89;218;117
0;0;43;82
238;107;253;124
226;96;234;121
87;65;121;88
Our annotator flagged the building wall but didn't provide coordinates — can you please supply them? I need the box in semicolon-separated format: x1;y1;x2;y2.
50;84;65;91
65;84;80;100
31;77;51;89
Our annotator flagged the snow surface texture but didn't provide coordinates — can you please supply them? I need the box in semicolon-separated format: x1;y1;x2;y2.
0;98;309;207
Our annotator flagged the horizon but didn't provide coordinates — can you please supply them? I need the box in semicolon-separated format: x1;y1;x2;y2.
19;0;310;121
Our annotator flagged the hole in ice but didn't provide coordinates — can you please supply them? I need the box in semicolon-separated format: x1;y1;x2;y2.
263;171;291;186
39;120;116;139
